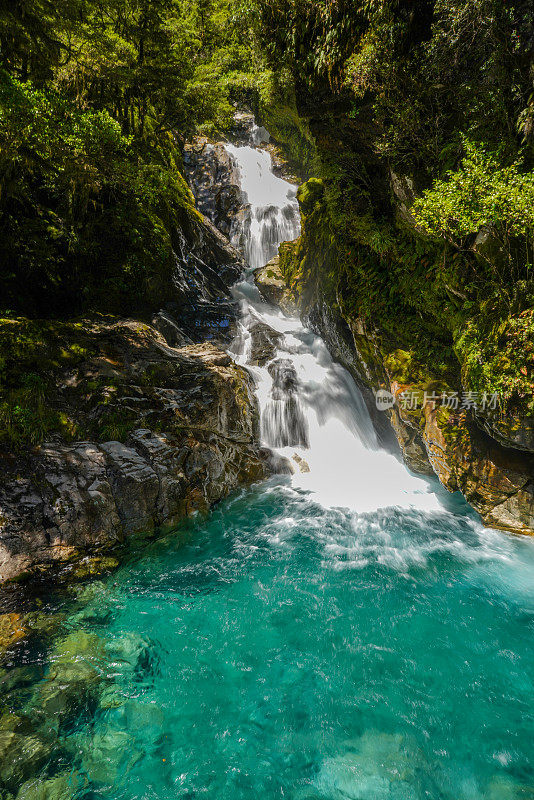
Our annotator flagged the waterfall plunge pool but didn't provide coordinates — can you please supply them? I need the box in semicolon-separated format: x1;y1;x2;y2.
2;128;534;800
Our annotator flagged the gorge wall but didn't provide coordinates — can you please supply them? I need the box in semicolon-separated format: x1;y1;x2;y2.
0;148;269;584
255;99;534;535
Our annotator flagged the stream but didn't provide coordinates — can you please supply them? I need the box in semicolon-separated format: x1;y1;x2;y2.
2;131;534;800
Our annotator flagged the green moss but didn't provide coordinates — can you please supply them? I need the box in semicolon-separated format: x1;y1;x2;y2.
297;178;325;212
454;304;534;415
0;317;146;448
259;99;316;179
0;319;96;448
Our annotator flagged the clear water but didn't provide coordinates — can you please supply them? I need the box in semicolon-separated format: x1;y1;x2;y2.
19;485;534;799
5;132;534;800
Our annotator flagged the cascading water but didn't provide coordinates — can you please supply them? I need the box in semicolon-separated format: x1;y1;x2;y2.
226;135;444;513
4;125;533;800
225;141;301;269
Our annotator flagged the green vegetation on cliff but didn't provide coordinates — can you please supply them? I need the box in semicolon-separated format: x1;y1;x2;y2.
0;0;256;318
0;0;261;446
248;0;534;420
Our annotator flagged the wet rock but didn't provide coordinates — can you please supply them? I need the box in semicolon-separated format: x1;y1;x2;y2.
0;322;268;583
69;556;119;580
422;405;534;534
259;448;293;475
248;321;283;366
389;406;434;476
475;412;534;454
254;257;300;315
99;441;160;534
106;632;154;675
184;140;242;237
0;665;43;698
98;684;124;710
151;311;193;348
0;713;53;793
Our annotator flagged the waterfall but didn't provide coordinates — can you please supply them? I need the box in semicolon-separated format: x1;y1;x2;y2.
262;358;309;449
226;128;444;515
225;143;301;269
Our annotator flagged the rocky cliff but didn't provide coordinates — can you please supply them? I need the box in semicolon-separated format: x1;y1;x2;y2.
257;254;534;536
0;319;267;583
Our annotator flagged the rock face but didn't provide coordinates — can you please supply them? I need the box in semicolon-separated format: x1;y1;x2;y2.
254;256;300;315
183;140;242;238
0;320;267;583
163;215;245;347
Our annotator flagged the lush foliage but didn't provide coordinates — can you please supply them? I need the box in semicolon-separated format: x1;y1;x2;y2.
413;141;534;283
254;0;534;417
0;0;257;318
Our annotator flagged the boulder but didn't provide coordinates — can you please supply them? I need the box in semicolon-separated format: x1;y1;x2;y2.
0;320;268;583
254;257;300;315
248;321;283;367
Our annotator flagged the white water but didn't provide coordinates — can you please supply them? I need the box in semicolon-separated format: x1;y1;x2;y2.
225;143;301;269
225;137;461;516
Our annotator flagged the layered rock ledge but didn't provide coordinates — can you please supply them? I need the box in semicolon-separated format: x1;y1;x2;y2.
0;319;268;583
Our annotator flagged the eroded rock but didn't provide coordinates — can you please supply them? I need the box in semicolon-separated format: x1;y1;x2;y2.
254;256;300;315
0;320;268;583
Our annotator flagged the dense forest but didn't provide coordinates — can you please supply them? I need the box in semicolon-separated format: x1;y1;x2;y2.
0;0;265;318
1;0;534;445
254;0;534;424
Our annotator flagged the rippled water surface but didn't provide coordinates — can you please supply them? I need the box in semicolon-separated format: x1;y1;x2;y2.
12;481;534;799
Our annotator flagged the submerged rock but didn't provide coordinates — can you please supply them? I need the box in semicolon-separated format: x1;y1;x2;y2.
79;728;142;785
313;731;434;800
0;713;54;794
16;773;78;800
35;630;107;724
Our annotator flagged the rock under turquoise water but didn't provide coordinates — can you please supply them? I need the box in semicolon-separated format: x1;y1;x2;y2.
3;478;534;799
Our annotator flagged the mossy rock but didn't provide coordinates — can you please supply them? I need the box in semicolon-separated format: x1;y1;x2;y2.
297;178;325;214
16;774;78;800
